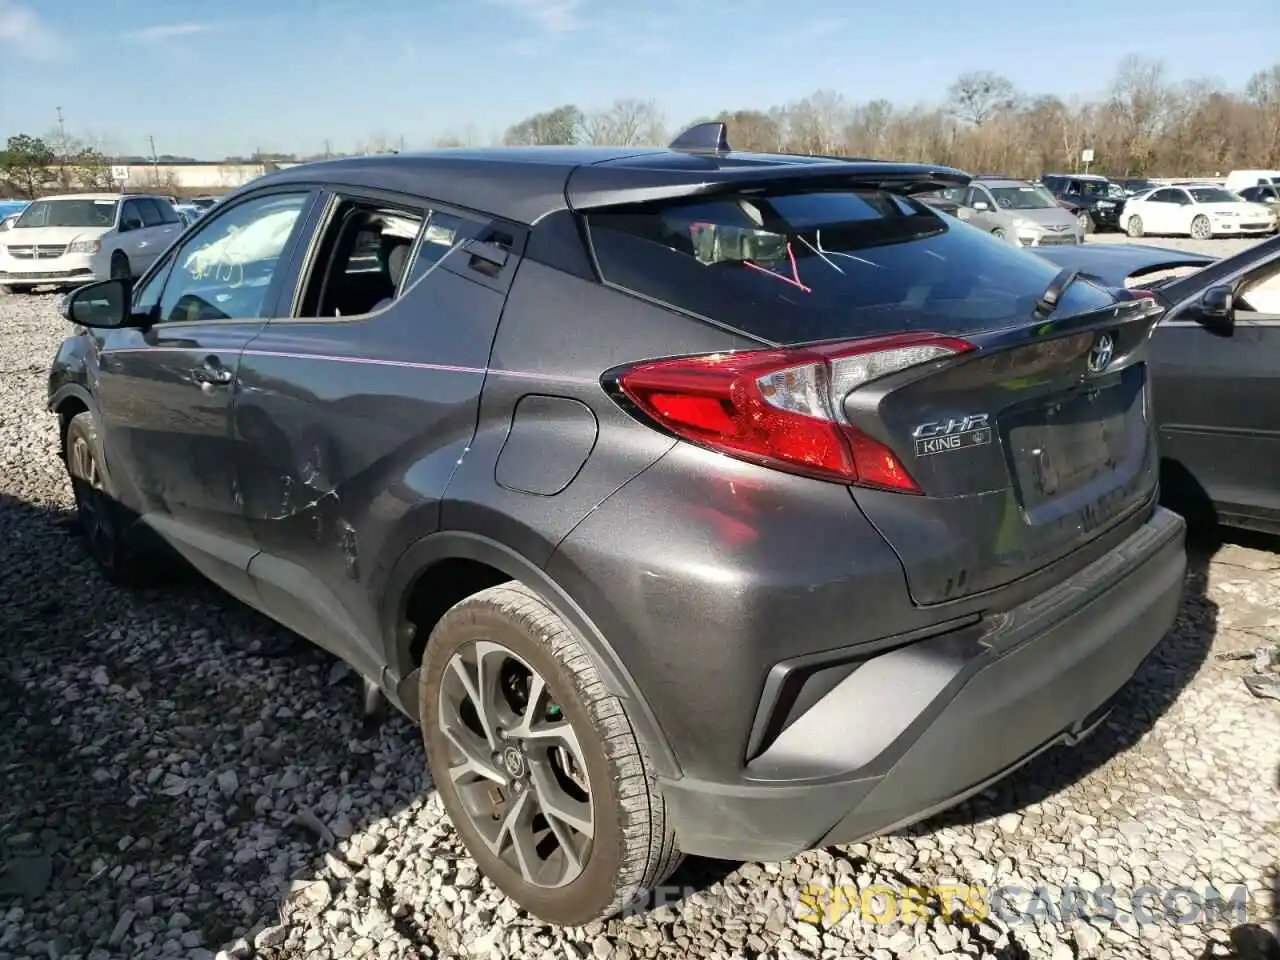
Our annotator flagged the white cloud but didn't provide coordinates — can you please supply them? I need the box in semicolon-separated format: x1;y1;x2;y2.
487;0;583;35
0;2;67;60
125;22;218;43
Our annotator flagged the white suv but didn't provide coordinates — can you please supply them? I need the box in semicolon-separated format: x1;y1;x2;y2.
0;193;183;294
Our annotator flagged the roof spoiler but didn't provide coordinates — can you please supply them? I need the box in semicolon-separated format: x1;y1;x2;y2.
669;122;731;155
566;163;972;212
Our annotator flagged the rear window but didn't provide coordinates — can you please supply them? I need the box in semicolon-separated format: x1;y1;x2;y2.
585;189;1115;344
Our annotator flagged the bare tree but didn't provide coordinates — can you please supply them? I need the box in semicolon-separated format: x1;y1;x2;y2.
502;105;583;146
947;71;1018;127
582;99;666;146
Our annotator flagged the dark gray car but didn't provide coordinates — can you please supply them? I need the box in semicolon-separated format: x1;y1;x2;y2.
1039;236;1280;533
49;125;1186;927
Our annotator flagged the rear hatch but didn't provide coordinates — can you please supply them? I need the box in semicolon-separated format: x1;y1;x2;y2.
843;304;1160;604
580;174;1162;604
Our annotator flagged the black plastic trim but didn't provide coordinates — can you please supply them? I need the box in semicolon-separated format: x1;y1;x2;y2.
743;613;982;762
380;529;680;778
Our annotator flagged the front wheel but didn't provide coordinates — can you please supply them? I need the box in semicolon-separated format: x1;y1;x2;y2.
419;583;682;925
1190;215;1213;240
1076;210;1095;234
1126;215;1144;238
64;412;151;587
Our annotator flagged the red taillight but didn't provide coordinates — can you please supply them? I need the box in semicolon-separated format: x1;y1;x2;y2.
615;332;974;493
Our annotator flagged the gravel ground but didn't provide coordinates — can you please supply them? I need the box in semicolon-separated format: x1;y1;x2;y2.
1083;233;1268;258
1;242;1278;960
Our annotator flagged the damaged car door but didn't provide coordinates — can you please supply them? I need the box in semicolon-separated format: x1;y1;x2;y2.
231;187;517;680
90;189;317;602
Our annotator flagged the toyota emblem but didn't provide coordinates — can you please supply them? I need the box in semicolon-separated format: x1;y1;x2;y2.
1088;333;1114;374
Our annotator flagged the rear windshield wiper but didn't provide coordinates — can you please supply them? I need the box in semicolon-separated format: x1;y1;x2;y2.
1033;266;1085;320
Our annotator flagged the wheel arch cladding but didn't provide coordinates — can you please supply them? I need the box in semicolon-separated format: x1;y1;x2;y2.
53;391;91;456
382;530;681;778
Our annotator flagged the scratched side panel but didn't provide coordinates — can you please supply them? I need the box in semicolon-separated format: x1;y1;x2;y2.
232;269;504;675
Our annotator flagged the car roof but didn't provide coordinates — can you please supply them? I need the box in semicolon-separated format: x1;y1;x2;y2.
973;178;1034;188
1043;173;1110;182
32;192;123;202
250;128;971;226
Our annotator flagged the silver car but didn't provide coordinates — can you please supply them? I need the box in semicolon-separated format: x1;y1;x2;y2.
947;178;1085;247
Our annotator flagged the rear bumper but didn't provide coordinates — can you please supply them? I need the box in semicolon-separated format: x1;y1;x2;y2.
661;505;1186;861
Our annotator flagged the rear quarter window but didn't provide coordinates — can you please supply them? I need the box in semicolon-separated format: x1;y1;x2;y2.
585;189;1115;344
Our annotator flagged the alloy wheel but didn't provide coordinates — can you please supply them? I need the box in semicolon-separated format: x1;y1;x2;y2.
438;640;594;888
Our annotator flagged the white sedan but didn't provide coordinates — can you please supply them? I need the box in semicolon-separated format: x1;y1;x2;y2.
1122;185;1277;239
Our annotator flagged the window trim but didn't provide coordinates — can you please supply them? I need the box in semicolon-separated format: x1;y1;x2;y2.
132;185;321;329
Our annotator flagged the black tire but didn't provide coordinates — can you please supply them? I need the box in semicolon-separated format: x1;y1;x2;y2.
2;284;33;294
110;251;131;281
420;583;682;925
64;412;151;587
1126;215;1144;238
991;228;1006;242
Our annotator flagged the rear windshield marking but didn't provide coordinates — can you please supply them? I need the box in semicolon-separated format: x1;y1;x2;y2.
744;242;811;293
798;235;845;274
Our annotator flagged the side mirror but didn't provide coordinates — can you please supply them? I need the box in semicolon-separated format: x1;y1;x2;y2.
63;279;132;329
972;200;989;211
1198;285;1234;329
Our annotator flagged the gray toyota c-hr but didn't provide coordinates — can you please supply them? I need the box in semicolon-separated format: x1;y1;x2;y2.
50;123;1186;926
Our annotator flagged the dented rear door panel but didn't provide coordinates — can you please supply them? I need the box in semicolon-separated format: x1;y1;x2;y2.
233;214;515;676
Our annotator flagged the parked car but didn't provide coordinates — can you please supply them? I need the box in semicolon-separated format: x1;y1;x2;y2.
173;203;202;225
1039;173;1126;233
916;189;964;217
0;193;183;293
1224;170;1280;194
950;177;1084;246
1036;236;1280;532
0;212;21;234
1238;182;1280;214
1118;177;1159;196
50;126;1187;926
1120;185;1276;239
189;195;219;211
0;199;30;221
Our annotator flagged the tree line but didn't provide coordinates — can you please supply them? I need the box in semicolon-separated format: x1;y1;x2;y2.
495;56;1280;179
3;55;1278;199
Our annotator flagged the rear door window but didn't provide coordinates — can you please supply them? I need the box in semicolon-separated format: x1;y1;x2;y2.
585;189;1115;344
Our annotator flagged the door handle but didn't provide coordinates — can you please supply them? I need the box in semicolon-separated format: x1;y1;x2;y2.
192;358;233;387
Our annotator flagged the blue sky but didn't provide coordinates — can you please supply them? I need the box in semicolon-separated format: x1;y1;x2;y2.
3;0;1278;159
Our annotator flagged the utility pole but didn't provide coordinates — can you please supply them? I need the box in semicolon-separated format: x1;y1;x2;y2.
323;139;332;159
55;106;66;148
147;135;160;192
